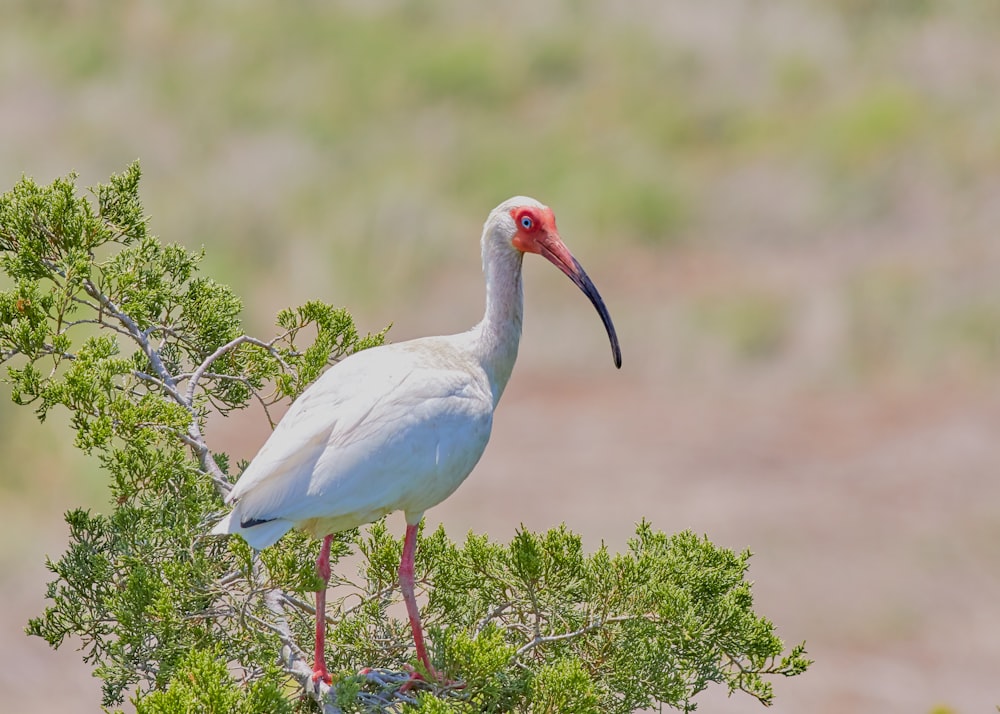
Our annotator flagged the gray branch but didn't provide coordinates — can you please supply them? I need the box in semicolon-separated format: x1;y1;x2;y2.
512;614;642;660
184;334;291;406
262;590;343;714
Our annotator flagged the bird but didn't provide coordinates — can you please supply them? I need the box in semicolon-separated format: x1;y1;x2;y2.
211;196;621;686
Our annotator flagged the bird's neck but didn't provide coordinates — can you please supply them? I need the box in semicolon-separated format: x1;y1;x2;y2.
473;244;524;406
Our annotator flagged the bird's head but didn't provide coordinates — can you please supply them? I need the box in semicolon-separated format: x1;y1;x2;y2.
486;196;622;369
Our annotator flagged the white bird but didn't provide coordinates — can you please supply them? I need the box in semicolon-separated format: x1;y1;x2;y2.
212;196;621;685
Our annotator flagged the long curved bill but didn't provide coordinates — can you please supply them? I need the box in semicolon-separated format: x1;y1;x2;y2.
537;236;622;369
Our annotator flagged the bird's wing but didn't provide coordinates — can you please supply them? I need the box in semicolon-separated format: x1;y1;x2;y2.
225;339;494;528
226;345;416;504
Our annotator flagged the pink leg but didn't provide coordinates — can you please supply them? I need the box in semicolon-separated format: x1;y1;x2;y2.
312;534;333;685
399;523;436;677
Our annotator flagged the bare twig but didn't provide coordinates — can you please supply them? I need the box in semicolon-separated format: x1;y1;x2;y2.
79;277;187;404
186;370;283;427
474;601;512;637
173;432;230;494
130;369;174;393
185;334;291;405
512;614;641;660
60;273;234;496
262;589;342;714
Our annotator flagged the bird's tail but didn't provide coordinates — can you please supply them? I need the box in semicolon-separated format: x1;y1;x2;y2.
210;509;293;551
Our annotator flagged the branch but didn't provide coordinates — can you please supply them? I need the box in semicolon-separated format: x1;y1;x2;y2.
69;277;239;496
474;601;512;637
73;273;343;703
187;370;283;427
79;276;187;406
184;334;291;406
251;590;340;714
512;614;644;661
177;432;232;494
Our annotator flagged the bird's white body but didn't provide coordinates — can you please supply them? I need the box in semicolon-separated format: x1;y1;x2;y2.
213;333;503;549
212;198;532;550
211;196;620;683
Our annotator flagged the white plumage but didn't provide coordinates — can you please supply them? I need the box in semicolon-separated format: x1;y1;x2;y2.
212;336;495;548
211;196;620;684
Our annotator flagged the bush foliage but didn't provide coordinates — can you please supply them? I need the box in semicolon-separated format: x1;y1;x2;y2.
0;165;809;712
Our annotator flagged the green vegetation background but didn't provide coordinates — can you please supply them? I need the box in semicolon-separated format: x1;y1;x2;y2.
2;1;999;713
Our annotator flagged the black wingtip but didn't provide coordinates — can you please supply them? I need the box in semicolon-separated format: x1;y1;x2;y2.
240;515;276;529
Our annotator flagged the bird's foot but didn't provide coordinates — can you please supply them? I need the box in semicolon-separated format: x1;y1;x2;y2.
355;665;464;694
397;663;464;693
311;666;332;687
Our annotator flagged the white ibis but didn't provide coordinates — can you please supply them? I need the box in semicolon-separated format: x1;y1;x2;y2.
211;196;621;685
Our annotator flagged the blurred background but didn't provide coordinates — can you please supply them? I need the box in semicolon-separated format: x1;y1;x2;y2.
2;1;999;712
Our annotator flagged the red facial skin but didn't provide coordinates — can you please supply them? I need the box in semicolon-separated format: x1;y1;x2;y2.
509;206;580;280
508;205;623;369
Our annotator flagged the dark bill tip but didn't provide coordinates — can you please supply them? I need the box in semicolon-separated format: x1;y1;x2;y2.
570;258;622;369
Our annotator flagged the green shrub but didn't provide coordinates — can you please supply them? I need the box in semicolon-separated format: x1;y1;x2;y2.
1;165;809;712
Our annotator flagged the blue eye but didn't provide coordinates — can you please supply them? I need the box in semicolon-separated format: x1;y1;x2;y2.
520;216;533;230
